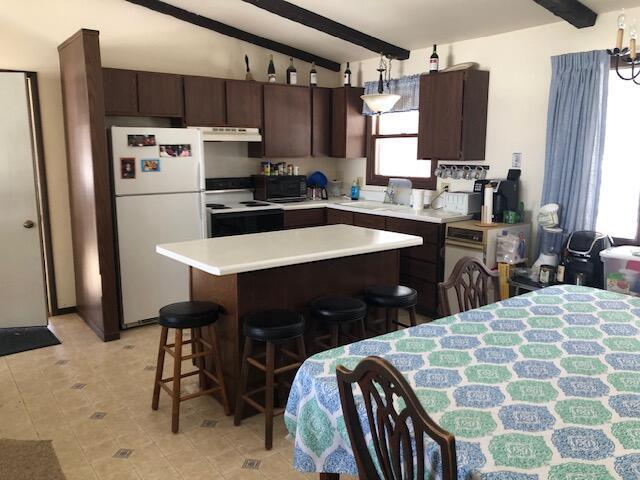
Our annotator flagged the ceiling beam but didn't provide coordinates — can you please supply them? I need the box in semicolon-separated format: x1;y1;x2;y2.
241;0;410;60
532;0;597;28
124;0;342;71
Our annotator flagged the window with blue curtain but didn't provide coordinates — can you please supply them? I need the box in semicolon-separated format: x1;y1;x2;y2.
362;74;421;115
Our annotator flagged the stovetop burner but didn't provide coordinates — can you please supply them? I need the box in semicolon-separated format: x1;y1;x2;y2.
206;203;230;210
239;201;270;207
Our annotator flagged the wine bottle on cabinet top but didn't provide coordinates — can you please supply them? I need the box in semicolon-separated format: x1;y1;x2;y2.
343;62;351;86
310;61;318;86
267;54;276;83
286;57;297;85
429;45;439;73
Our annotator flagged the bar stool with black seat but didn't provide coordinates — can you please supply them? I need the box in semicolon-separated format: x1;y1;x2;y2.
151;301;230;433
363;285;418;335
309;296;367;352
234;310;306;450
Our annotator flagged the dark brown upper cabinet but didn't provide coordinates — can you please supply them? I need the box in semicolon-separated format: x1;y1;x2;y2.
137;71;184;117
183;76;226;126
331;86;366;158
262;84;311;158
103;68;138;115
226;80;263;128
417;70;489;161
311;87;332;157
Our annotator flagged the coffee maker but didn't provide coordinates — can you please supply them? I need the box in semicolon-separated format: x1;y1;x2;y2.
474;169;521;222
561;231;613;289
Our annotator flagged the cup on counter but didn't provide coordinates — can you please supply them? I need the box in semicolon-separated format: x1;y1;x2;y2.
411;189;425;210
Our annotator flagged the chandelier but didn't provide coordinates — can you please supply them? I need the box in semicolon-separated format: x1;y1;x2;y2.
361;54;401;114
608;10;640;84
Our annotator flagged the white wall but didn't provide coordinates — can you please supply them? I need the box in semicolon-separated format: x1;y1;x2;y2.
0;0;341;309
203;142;338;179
340;8;639;242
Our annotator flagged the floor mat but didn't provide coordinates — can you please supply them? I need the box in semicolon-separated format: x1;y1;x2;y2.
0;326;61;357
0;439;66;480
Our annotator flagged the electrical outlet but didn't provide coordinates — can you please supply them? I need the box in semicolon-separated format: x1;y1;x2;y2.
440;182;450;192
512;152;523;168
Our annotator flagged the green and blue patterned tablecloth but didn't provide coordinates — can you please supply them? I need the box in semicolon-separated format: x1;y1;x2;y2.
285;285;640;479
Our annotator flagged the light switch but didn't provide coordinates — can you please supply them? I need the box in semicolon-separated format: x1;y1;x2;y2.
512;153;522;168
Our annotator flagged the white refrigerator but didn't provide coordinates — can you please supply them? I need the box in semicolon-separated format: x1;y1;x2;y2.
111;126;205;327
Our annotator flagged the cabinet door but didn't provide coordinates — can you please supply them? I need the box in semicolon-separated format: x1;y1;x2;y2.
226;80;262;128
137;72;184;117
103;68;138;115
331;86;366;158
183;76;226;126
353;212;386;230
283;209;326;229
312;87;331;157
326;209;354;225
418;71;464;159
263;84;311;157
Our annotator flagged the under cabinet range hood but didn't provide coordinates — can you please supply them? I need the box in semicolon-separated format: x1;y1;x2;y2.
189;126;262;142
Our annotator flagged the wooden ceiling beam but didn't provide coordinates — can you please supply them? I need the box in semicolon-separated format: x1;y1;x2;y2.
124;0;342;71
241;0;410;60
532;0;597;28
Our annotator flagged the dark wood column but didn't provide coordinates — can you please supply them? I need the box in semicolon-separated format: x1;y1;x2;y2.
58;30;120;341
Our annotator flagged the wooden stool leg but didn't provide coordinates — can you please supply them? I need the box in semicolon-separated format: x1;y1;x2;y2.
171;329;183;433
356;318;366;341
209;323;231;416
408;306;417;327
265;340;275;450
329;323;339;348
193;328;205;388
296;335;307;361
385;308;392;333
152;326;169;410
234;337;252;426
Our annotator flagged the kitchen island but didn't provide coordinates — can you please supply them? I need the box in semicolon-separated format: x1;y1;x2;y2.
156;224;422;409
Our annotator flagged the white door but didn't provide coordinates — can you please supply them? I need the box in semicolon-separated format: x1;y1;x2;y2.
0;73;47;327
116;192;205;326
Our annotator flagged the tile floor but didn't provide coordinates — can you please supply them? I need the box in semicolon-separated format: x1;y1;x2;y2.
0;314;359;480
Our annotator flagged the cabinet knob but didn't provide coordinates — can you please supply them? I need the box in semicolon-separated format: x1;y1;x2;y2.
23;220;35;229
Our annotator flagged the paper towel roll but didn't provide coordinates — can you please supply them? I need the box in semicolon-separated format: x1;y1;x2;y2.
483;185;494;224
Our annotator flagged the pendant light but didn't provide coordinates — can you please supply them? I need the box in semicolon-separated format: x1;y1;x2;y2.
361;54;401;114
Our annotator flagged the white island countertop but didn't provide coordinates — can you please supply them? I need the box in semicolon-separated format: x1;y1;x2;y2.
156;224;423;276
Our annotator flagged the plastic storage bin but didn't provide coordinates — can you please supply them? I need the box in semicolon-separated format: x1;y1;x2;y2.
600;246;640;296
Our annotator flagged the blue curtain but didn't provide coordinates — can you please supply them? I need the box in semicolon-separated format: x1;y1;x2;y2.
541;50;609;243
362;74;421;115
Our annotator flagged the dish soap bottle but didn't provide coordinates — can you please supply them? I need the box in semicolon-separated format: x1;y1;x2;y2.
350;179;360;201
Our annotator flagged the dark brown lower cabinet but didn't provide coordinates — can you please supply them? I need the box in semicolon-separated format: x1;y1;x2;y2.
283;209;326;229
353;212;386;230
385;217;445;316
326;209;354;225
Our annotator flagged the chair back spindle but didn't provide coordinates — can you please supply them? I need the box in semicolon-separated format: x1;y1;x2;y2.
336;356;457;480
438;256;499;317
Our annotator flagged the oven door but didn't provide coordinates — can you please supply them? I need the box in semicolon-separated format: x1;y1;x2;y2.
210;209;284;237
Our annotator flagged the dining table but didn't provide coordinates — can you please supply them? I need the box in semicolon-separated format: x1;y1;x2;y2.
285;285;640;479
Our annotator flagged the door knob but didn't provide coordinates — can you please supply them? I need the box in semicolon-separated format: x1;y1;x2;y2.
23;220;35;229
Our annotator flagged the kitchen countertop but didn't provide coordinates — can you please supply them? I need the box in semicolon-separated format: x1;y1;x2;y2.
156;224;423;276
207;197;472;224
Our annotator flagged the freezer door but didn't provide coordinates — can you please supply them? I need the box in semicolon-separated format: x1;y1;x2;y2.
116;192;205;326
111;126;203;195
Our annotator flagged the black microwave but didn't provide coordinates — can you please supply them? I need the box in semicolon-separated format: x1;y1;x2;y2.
252;175;306;202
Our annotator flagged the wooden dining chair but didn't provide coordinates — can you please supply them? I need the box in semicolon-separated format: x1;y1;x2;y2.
438;256;499;317
336;356;457;480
